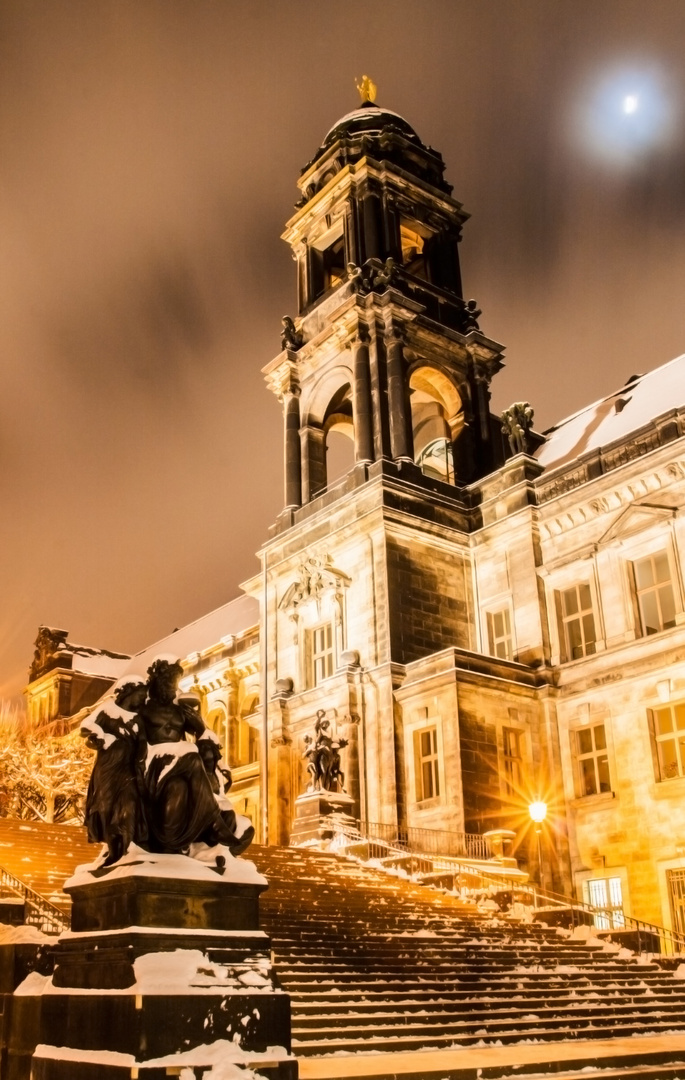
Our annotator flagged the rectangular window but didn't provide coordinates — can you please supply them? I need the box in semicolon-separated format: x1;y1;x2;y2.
650;702;685;780
634;552;677;636
486;607;513;661
582;876;625;930
575;723;612;796
559;583;597;661
414;727;440;802
310;623;334;686
502;727;523;795
668;869;685;936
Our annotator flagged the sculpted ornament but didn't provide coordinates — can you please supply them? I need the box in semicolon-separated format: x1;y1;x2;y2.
281;315;304;352
501;402;535;455
80;657;254;866
279;555;351;619
302;710;348;794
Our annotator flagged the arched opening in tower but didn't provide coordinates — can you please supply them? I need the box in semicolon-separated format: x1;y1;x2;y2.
323;383;355;489
409;366;464;483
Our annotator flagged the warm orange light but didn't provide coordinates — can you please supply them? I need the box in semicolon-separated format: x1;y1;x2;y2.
528;800;548;824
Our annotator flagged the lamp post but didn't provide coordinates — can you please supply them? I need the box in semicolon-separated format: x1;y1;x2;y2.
529;800;547;890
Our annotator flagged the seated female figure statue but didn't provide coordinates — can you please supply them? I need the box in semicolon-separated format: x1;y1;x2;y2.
140;658;240;854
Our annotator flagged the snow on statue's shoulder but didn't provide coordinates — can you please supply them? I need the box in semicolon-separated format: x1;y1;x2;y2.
64;843;267;889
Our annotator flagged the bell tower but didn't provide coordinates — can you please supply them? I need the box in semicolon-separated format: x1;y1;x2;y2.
251;85;513;847
265;80;505;518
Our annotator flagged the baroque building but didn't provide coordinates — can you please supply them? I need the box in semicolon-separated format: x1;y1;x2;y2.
23;92;685;936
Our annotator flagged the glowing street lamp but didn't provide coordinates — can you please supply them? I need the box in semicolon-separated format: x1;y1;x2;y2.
529;800;547;888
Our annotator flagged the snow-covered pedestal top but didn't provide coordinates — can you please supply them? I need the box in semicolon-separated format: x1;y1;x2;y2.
64;843;267;890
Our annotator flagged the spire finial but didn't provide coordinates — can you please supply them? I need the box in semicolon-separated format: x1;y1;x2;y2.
356;75;377;104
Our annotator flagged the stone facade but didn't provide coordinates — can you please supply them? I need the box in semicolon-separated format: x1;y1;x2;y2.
22;97;685;937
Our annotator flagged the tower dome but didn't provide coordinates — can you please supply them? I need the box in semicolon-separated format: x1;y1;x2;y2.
318;100;424;156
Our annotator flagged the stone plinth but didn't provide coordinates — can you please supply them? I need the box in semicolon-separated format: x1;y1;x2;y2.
19;848;297;1080
290;789;356;847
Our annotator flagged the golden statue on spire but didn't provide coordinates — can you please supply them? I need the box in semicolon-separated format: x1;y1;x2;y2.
356;75;377;104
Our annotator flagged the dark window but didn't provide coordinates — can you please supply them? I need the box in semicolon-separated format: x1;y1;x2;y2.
634;552;676;636
575;723;611;796
414;727;440;801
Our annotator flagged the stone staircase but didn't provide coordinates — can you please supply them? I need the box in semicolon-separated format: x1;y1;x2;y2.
2;821;685;1077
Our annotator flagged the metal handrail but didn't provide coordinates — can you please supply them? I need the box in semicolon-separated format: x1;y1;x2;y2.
355;820;493;861
0;865;69;935
332;820;685;958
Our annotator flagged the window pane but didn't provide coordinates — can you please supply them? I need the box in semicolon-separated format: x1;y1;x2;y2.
675;705;685;731
562;588;579;616
579;583;592;611
588;879;608;906
659;584;677;628
421;730;432;756
656;707;674;735
422;760;435;799
578;729;593;755
493;611;505;637
609;878;623;907
567;618;583;659
655;552;671;584
594;724;607;751
581;757;597;795
640;592;661;635
635;557;655;589
582;612;596;648
659;738;680;779
597;754;611;792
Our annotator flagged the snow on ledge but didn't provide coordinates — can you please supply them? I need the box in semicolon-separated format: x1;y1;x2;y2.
33;1039;291;1074
64;844;267;889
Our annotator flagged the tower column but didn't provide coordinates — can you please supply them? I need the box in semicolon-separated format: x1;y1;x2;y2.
386;330;413;462
283;390;302;509
352;332;374;464
301;424;326;502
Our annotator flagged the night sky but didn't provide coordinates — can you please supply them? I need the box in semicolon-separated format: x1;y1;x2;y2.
2;1;685;703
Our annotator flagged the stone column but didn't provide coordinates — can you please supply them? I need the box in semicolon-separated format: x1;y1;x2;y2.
352;331;374;464
300;424;326;502
226;670;240;766
386;330;413;462
283;390;302;509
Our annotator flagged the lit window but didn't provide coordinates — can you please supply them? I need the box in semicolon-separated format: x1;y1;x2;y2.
634;552;677;636
582;876;624;930
559;584;596;661
400;219;429;279
667;869;685;936
487;607;513;661
575;723;611;796
414;727;440;802
310;624;334;686
502;727;523;794
650;702;685;780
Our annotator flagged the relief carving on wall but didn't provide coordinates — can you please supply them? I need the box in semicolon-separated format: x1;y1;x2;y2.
279;554;351;624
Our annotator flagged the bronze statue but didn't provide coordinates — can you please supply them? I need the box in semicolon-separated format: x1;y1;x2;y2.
80;657;254;864
303;710;348;793
81;679;148;866
501;401;535;455
280;316;303;351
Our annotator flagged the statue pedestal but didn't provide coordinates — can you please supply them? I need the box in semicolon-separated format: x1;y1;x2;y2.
290;789;356;847
21;848;297;1079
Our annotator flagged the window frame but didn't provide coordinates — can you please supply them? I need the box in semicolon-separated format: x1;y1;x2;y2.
308;621;335;688
413;725;441;804
631;549;678;638
573;721;612;797
554;581;598;663
501;725;524;796
485;604;514;662
648;701;685;782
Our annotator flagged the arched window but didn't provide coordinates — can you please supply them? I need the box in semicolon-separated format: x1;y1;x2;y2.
409;366;464;482
324;383;355;488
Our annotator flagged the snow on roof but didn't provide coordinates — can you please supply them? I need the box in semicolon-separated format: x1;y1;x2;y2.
70;650;132;679
120;593;259;679
536;353;685;472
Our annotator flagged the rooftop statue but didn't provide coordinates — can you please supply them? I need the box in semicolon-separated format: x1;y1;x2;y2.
80;657;254;865
501;401;535;456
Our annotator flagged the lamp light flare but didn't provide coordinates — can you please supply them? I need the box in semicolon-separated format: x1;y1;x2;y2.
623;94;639;115
529;800;548;824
